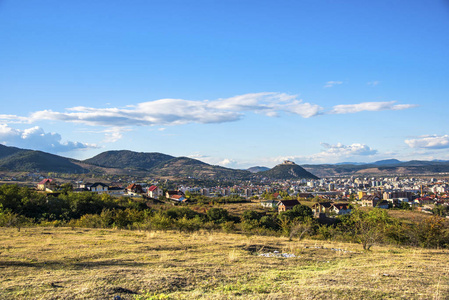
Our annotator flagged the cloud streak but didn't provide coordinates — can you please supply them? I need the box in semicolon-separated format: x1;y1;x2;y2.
405;135;449;149
0;124;98;153
324;81;343;88
0;93;416;128
330;101;417;114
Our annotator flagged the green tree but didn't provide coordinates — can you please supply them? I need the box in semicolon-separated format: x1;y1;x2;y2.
207;208;230;224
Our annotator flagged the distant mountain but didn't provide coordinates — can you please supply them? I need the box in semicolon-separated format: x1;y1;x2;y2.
0;145;86;173
84;150;174;170
334;162;366;166
260;161;319;180
3;143;449;178
304;159;449;177
150;157;252;180
372;159;402;166
247;166;270;173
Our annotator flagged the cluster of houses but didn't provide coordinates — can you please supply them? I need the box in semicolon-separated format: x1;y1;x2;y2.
261;199;351;217
36;179;188;203
37;174;449;218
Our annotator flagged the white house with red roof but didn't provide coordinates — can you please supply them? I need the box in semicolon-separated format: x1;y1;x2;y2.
37;179;57;192
147;185;163;199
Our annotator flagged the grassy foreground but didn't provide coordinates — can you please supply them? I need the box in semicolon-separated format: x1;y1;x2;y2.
0;227;448;299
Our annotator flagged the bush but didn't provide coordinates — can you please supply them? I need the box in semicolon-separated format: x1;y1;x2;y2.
148;213;172;230
69;214;103;228
175;216;203;232
207;208;231;224
242;210;261;222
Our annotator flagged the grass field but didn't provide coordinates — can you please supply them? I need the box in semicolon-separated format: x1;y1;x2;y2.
1;227;448;299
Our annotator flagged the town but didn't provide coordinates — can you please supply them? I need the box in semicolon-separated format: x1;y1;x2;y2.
30;171;449;218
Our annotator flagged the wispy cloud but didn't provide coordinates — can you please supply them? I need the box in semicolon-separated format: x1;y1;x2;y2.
0;124;98;153
330;101;417;114
274;142;378;164
0;93;416;129
367;80;380;86
324;81;343;88
405;135;449;149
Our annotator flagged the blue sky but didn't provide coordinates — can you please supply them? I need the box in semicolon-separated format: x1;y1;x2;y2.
1;0;449;168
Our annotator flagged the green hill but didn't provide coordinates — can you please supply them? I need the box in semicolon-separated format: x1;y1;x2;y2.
150;157;252;180
0;150;86;173
83;150;174;170
0;144;25;159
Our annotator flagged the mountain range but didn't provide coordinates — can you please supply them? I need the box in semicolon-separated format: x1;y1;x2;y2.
1;143;449;179
0;144;317;180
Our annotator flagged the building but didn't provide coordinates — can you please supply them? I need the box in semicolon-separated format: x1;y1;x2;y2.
147;185;163;199
37;179;57;192
277;200;300;212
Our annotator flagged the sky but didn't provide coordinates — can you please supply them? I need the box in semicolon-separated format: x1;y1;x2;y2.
1;0;449;168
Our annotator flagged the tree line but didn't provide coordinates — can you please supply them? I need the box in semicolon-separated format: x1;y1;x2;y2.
0;184;448;249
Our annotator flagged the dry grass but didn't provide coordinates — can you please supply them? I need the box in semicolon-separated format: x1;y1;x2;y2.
0;227;448;299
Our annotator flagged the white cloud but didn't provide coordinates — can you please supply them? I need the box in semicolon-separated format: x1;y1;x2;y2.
273;142;378;164
26;93;324;126
324;81;343;88
0;124;97;153
367;81;380;86
102;127;130;143
218;158;236;167
330;101;417;114
405;135;449;149
2;93;415;129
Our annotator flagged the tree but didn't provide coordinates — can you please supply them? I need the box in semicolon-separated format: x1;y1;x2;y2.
207;208;230;224
242;210;260;222
348;208;392;250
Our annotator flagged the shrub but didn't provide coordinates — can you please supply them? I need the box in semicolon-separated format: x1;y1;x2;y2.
207;208;231;224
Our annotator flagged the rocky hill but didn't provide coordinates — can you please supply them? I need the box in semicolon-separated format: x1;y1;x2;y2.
259;160;319;180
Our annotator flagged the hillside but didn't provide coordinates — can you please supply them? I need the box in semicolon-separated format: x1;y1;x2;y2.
304;160;449;177
0;150;86;173
150;157;253;180
260;161;319;180
0;144;25;159
83;150;174;170
247;166;270;173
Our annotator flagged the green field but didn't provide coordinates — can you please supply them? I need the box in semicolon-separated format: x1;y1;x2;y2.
1;227;448;299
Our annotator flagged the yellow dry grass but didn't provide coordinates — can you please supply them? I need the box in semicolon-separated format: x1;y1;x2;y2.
0;227;448;299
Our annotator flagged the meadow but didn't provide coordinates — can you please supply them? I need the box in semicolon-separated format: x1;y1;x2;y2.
1;227;448;299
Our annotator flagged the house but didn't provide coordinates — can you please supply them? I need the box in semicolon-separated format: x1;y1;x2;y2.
108;186;125;195
312;202;351;216
166;190;184;199
277;200;301;212
330;203;351;215
169;194;187;203
361;195;383;207
147;185;163;199
88;182;109;193
311;202;332;216
414;197;434;205
261;200;277;208
127;183;144;194
37;179;57;192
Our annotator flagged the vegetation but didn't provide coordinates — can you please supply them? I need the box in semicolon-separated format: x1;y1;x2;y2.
1;227;448;299
84;150;174;170
0;184;448;251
